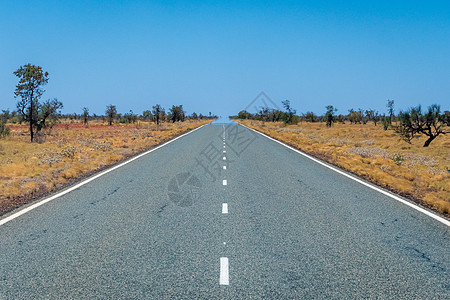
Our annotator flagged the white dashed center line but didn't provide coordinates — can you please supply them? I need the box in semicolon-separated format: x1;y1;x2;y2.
222;203;228;214
221;128;230;286
220;257;229;285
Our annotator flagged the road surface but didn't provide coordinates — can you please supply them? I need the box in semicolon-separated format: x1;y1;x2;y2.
0;121;449;299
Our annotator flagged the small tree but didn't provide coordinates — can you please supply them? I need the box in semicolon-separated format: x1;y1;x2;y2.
152;104;164;125
160;109;167;122
0;111;10;138
383;99;395;127
394;104;448;147
282;100;297;124
270;110;283;122
82;107;89;126
105;104;117;126
168;105;185;122
381;114;390;130
348;109;363;124
237;110;251;119
324;105;337;127
123;110;137;124
304;112;316;122
2;109;11;120
365;109;380;126
142;110;152;121
257;106;270;122
336;114;346;124
14;64;63;142
387;100;395;121
38;99;63;130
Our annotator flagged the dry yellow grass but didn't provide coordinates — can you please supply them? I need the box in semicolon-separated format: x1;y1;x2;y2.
0;120;211;214
237;120;450;215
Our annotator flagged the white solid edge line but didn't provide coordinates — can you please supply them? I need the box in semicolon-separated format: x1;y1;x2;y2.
220;257;229;285
223;180;227;186
0;124;208;227
222;203;228;214
239;123;450;228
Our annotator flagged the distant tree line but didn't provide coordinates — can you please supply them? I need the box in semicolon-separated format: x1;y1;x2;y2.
231;99;449;147
232;100;301;125
60;104;216;126
231;101;384;126
0;64;217;142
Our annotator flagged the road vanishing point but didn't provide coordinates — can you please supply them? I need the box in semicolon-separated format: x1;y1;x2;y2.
0;121;449;299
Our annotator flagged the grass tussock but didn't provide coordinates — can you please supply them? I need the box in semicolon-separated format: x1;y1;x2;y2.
237;120;450;216
0;120;211;214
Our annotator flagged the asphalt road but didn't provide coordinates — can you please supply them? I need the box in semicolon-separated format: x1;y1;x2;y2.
0;121;449;299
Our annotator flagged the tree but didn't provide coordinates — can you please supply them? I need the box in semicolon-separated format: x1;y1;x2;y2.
38;99;63;129
105;104;117;125
168;105;185;122
270;110;284;122
123;110;137;124
365;109;380;126
2;109;11;120
69;113;78;122
160;109;167;122
257;106;270;122
336;114;346;124
0;110;10;138
82;107;89;126
191;112;198;120
304;112;316;122
152;104;164;125
8;110;18;124
14;64;63;142
382;99;395;126
324;105;337;127
394;104;448;147
237;110;251;119
360;109;368;124
282;100;297;124
15;64;45;141
142;110;152;121
380;115;390;130
348;109;363;124
387;100;395;120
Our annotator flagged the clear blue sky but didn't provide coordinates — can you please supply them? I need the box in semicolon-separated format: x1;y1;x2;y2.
1;0;449;117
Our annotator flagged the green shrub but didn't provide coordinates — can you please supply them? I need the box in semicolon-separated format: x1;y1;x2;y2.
0;117;10;138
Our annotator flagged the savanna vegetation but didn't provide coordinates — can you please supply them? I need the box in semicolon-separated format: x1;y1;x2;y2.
233;100;450;216
0;64;215;214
